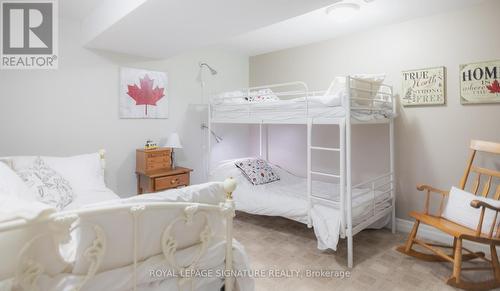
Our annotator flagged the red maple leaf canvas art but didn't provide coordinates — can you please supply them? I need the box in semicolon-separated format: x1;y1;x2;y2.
120;68;168;118
127;74;165;115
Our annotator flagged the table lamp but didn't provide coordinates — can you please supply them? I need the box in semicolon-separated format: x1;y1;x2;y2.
165;133;183;169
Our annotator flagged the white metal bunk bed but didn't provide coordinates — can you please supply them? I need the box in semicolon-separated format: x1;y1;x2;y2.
207;76;396;268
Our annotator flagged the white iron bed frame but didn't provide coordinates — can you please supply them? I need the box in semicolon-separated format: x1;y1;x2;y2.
207;76;397;268
0;150;240;291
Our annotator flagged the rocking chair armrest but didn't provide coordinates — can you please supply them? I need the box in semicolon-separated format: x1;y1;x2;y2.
416;184;449;196
470;200;500;212
417;184;449;215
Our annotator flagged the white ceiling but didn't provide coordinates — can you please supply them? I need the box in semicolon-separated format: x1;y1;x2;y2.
62;0;487;58
83;0;340;58
222;0;486;56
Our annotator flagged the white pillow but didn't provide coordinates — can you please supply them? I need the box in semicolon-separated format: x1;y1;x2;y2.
9;156;37;171
0;158;13;169
0;163;56;222
309;77;344;107
42;153;106;194
350;74;385;106
8;153;106;195
310;75;385;107
17;158;74;210
442;187;500;233
0;162;37;202
351;74;385;83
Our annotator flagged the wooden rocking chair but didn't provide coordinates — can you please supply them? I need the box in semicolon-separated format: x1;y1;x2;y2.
397;140;500;290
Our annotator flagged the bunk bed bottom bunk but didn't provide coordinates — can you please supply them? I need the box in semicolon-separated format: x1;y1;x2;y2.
210;159;392;251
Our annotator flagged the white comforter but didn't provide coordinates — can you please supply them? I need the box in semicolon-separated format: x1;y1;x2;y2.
33;240;251;291
210;159;391;251
0;240;251;291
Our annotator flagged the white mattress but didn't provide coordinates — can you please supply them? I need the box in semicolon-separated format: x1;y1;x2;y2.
211;98;393;122
210;159;392;250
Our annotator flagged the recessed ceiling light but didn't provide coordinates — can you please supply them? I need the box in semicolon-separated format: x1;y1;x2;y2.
325;3;360;22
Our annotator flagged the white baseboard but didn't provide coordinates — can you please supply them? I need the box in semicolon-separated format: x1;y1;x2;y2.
396;218;492;255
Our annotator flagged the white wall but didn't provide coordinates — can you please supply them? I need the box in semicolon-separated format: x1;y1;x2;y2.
0;18;250;196
249;0;500;219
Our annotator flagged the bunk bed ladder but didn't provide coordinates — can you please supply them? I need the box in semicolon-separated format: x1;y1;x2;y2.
306;118;346;235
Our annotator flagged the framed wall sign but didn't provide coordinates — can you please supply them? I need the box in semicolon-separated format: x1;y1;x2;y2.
120;67;168;118
401;66;446;106
460;60;500;104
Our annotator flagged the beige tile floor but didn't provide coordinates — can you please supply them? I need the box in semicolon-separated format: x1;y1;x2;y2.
233;212;498;291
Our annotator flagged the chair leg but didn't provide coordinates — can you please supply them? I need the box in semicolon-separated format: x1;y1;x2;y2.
491;244;500;282
452;238;462;284
405;220;420;252
448;242;500;290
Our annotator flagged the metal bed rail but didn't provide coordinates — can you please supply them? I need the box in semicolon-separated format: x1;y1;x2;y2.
209;78;395;122
0;180;238;291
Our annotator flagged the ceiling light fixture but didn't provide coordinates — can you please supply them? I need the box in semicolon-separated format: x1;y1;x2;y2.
325;3;360;22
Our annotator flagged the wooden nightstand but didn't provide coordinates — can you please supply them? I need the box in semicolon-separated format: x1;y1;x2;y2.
136;148;192;194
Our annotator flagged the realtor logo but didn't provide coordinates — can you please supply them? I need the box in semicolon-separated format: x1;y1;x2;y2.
1;0;58;69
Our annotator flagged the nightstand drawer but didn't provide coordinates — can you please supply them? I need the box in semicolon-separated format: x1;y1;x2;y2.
147;152;169;158
155;173;189;190
146;162;170;171
147;156;169;164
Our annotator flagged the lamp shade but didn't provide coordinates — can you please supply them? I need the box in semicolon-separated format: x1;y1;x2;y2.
165;133;183;149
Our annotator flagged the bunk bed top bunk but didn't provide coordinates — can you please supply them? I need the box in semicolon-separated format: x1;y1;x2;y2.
209;76;396;125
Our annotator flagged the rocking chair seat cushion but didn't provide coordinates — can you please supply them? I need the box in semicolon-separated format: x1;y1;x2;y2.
442;187;500;234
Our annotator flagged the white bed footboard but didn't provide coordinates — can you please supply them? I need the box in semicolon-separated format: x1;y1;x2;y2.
0;179;238;291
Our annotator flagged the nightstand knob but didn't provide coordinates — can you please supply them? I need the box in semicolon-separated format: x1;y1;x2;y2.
171;178;178;184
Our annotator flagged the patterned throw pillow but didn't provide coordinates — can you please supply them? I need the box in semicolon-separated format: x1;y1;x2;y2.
245;88;279;103
235;158;280;185
17;157;74;210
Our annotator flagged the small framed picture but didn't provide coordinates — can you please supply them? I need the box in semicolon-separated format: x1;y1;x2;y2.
460;60;500;104
401;66;446;106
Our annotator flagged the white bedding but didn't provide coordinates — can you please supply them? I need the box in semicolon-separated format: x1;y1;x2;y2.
211;97;393;122
211;76;394;122
1;240;253;291
210;159;392;251
213;98;345;120
64;187;120;210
